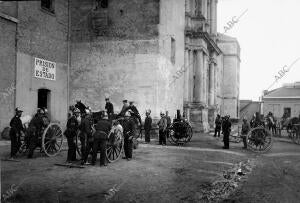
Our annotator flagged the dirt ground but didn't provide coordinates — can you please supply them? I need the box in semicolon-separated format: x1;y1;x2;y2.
1;134;300;203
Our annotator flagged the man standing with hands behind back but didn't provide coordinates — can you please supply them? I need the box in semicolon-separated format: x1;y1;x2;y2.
9;108;24;159
144;110;152;143
93;111;111;166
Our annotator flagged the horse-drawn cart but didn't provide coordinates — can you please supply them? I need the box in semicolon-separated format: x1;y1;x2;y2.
19;122;64;157
74;101;128;163
75;124;124;163
246;126;273;153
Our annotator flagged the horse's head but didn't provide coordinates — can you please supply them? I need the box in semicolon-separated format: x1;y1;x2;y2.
75;101;87;114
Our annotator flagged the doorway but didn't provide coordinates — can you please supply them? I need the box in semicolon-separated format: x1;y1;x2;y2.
38;88;50;110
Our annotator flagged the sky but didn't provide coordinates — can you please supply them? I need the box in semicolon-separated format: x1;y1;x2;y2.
217;0;300;101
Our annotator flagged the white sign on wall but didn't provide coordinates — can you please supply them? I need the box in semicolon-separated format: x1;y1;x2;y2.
34;57;56;81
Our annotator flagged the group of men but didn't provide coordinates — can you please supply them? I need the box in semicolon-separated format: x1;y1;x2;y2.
65;98;139;166
9;107;50;159
214;112;266;150
214;114;232;149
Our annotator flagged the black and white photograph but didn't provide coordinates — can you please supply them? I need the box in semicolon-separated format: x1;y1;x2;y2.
0;0;300;202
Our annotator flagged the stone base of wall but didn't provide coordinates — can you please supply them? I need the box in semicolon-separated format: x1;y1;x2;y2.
185;102;209;133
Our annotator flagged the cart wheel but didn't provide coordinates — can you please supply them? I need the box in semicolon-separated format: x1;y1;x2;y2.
75;131;82;158
106;130;124;163
18;131;28;154
167;124;177;145
42;123;63;157
247;127;273;153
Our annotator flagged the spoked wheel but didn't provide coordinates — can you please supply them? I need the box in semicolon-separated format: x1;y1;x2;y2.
75;131;82;158
168;124;178;145
18;131;28;154
168;122;191;145
247;127;273;153
42;123;63;157
106;130;124;163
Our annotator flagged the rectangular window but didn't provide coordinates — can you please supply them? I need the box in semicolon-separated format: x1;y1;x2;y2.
171;37;176;64
284;107;291;118
41;0;55;14
100;0;108;8
195;0;202;16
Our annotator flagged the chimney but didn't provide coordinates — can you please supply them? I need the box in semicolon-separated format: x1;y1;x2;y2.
262;90;268;96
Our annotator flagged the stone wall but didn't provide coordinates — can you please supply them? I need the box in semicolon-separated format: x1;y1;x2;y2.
16;0;69;126
217;34;240;119
0;0;69;130
0;17;17;130
70;0;185;120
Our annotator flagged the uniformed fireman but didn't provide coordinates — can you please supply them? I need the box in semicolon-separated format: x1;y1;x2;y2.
92;111;111;166
27;109;46;158
80;109;94;165
122;110;136;160
222;115;232;149
64;108;80;162
9;108;24;159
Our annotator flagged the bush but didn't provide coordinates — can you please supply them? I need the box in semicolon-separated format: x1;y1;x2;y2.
1;127;11;140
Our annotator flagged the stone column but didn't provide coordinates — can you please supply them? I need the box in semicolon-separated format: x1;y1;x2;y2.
203;53;208;104
191;0;196;16
202;0;207;19
207;0;211;32
210;0;217;35
184;49;189;102
188;50;194;101
194;50;203;102
209;60;215;105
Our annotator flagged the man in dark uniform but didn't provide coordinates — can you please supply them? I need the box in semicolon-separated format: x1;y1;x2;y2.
9;108;24;159
122;110;136;160
27;109;46;158
165;111;171;138
64;108;80;162
157;112;167;145
222;115;231;149
105;98;114;120
119;100;129;117
241;118;250;149
125;101;142;126
80;109;93;165
92;111;111;166
144;110;152;143
214;114;222;137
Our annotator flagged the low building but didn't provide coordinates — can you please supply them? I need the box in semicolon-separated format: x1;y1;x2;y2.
262;82;300;118
0;0;69;130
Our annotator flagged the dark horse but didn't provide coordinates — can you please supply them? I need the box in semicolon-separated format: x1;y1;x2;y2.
74;101;104;124
281;117;300;133
74;100;139;127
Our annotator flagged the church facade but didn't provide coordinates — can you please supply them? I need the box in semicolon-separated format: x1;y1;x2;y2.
0;0;240;132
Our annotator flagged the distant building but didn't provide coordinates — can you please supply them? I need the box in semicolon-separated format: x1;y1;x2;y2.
262;82;300;118
240;100;261;120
